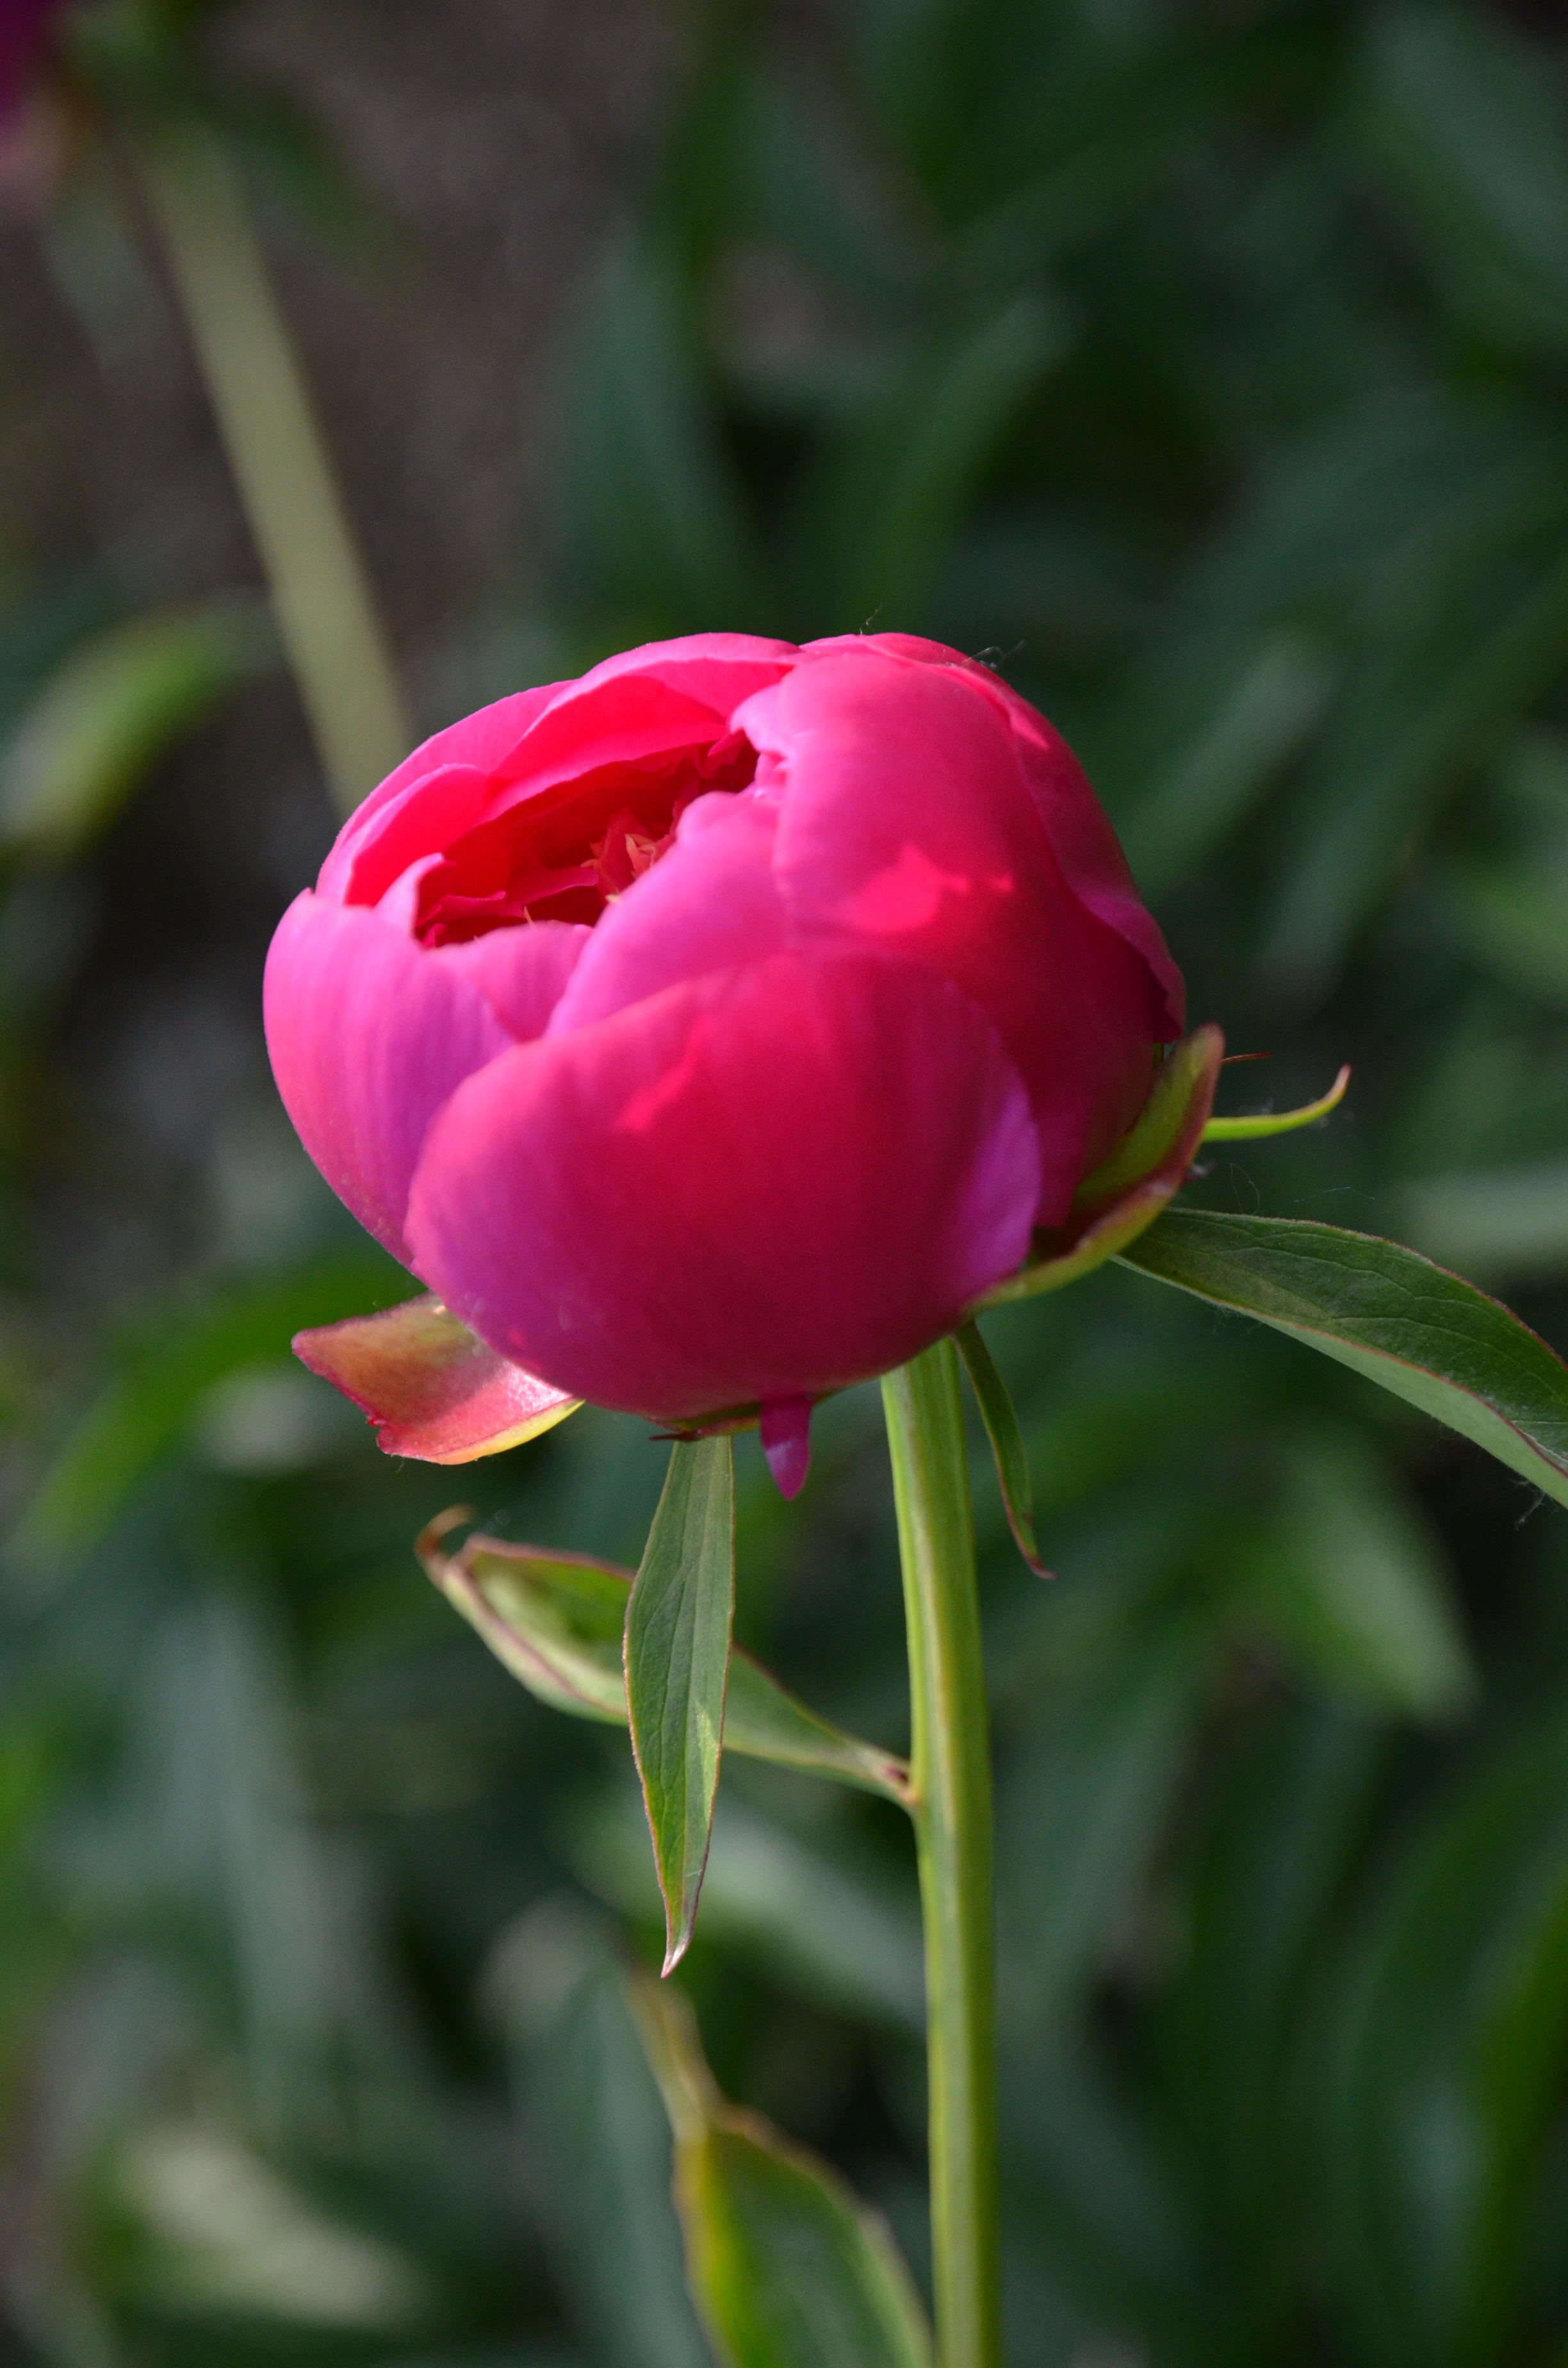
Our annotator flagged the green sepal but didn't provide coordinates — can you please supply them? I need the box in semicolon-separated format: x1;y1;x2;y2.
1203;1062;1351;1140
976;1024;1223;1308
954;1322;1049;1575
418;1517;910;1805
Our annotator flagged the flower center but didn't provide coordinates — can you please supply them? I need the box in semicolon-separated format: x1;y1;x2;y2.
411;729;758;947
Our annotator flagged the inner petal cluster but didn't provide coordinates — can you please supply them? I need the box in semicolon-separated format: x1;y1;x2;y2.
411;730;758;945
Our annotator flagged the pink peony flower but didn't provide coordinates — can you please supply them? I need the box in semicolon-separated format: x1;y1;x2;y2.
265;633;1183;1450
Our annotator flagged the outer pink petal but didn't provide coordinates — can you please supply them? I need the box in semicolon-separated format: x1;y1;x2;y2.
559;632;797;715
737;649;1170;1223
803;633;1184;1033
546;794;785;1035
406;952;1040;1421
263;892;512;1263
976;687;1184;1032
320;691;564;901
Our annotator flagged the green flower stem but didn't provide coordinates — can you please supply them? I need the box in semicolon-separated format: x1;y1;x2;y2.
138;127;411;818
882;1340;1000;2368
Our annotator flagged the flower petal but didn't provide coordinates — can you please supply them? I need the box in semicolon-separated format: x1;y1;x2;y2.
407;951;1040;1420
988;693;1185;1035
760;1397;813;1499
546;794;785;1034
441;917;591;1040
265;892;512;1261
320;685;565;901
739;648;1172;1223
327;640;796;911
804;634;1184;1032
559;632;796;715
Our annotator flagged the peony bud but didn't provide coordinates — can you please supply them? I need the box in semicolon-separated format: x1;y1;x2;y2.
265;634;1184;1436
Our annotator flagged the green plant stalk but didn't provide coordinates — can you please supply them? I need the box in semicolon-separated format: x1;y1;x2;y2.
138;129;411;817
882;1340;1000;2368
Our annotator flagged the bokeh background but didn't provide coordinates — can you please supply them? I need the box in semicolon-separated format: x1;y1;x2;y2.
4;1;1568;2361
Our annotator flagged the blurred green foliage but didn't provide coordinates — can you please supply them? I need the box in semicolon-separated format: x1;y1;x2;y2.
8;0;1568;2361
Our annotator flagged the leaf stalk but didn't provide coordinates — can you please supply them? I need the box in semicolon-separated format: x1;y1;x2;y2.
137;126;411;816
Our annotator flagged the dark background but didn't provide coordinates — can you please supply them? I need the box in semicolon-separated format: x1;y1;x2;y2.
4;2;1568;2362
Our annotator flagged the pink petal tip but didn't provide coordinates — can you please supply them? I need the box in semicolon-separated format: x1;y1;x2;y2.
760;1396;813;1499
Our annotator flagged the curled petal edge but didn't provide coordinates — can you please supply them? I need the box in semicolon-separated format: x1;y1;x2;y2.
293;1293;580;1463
973;1024;1225;1309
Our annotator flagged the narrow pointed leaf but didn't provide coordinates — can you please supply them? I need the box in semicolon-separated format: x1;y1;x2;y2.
576;1798;926;2032
626;1438;737;1971
977;1024;1223;1307
1203;1062;1351;1141
954;1321;1049;1575
1120;1209;1568;1509
0;596;274;862
417;1522;910;1803
293;1294;580;1463
633;1982;933;2368
1240;1433;1476;1721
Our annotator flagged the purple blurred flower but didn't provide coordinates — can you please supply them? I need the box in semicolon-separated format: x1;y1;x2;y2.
0;0;60;124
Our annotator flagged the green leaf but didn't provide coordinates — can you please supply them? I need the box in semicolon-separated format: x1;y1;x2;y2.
1263;477;1568;999
809;293;1068;629
1398;1154;1568;1288
1241;1433;1475;1721
1122;629;1334;897
1120;1208;1568;1509
16;1251;402;1562
418;1523;910;1804
626;1439;737;1973
634;1982;933;2368
1321;1711;1568;2361
978;1026;1223;1306
569;1793;925;2033
1360;4;1568;363
954;1322;1047;1575
0;596;273;862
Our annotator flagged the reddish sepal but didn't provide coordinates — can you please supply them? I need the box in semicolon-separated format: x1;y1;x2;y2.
293;1293;580;1463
